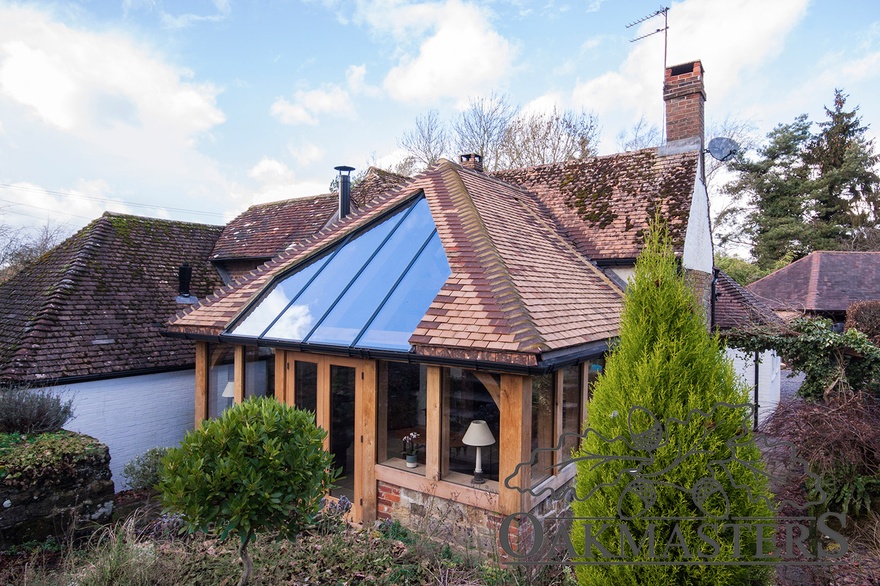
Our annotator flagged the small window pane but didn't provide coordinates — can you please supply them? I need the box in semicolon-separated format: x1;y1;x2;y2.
207;344;235;419
244;347;274;400
357;232;450;350
264;210;403;340
330;365;357;500
560;365;582;462
309;199;435;346
377;361;427;475
531;374;554;487
294;361;317;416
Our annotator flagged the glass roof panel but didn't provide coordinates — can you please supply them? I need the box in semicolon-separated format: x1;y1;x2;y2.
261;204;407;341
229;256;326;337
306;198;436;346
355;231;450;350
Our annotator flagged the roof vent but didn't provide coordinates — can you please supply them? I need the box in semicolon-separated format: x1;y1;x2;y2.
459;153;483;172
176;263;197;304
335;165;355;219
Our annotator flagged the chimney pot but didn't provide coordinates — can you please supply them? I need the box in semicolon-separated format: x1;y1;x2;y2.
334;165;355;219
663;60;706;148
459;153;484;172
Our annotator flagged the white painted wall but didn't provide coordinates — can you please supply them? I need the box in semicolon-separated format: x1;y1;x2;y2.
48;370;195;490
725;348;781;425
682;159;713;273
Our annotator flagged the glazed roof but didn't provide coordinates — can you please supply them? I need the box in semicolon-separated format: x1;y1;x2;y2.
211;167;411;262
747;251;880;313
0;213;223;382
168;159;628;366
494;148;699;261
714;270;784;331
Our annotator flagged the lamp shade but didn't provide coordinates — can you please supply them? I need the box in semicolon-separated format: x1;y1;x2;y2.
222;381;235;398
462;420;495;447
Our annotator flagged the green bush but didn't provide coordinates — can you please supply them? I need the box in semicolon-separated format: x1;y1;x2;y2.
122;447;169;491
571;223;775;585
847;300;880;345
0;384;73;434
157;397;338;586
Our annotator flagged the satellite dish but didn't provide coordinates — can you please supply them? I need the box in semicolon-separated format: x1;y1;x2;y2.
706;137;740;162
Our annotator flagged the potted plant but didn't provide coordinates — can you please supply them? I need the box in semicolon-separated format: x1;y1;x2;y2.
402;432;420;468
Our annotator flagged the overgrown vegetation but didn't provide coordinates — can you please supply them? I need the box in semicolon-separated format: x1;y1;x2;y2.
571;222;775;585
0;384;73;434
0;431;104;487
122;447;169;491
847;300;880;345
158;397;339;586
729;317;880;401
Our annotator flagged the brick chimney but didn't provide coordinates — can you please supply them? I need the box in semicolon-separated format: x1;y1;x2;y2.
459;153;483;172
663;60;705;148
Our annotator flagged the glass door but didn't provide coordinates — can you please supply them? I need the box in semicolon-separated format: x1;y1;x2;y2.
283;352;369;522
329;364;356;501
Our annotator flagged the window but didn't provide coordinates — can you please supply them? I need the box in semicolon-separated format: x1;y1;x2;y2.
376;361;427;474
207;344;235;419
531;373;554;486
228;196;451;352
243;346;274;400
293;360;318;417
442;368;500;485
559;364;582;462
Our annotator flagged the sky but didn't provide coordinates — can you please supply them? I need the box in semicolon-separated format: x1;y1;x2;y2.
1;0;879;239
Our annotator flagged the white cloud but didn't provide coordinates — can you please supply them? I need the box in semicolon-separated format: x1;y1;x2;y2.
124;0;232;29
571;0;809;152
352;0;516;103
244;157;329;205
346;64;381;97
289;143;325;166
271;84;355;125
0;180;131;230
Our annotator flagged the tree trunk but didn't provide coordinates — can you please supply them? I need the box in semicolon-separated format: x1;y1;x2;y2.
237;529;254;586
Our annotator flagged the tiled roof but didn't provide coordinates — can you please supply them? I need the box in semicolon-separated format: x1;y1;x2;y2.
210;194;337;261
168;160;624;365
714;270;783;331
0;213;223;382
211;167;411;262
494;148;699;261
747;251;880;313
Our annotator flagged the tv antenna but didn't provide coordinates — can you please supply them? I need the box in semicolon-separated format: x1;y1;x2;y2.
626;6;670;70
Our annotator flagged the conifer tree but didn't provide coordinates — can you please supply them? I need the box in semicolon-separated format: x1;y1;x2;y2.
571;223;774;585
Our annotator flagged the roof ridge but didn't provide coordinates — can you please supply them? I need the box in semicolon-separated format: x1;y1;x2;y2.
805;251;820;310
438;161;547;352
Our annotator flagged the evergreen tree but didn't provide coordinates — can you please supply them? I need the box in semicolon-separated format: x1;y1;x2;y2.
725;116;812;268
724;90;880;266
804;89;880;250
571;223;774;585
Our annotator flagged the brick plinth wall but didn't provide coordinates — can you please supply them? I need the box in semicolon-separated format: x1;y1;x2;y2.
376;479;574;562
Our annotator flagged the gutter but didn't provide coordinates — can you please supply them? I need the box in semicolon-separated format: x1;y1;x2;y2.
9;364;196;388
162;329;609;376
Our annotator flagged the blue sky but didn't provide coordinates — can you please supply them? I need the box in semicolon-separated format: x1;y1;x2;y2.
1;0;879;236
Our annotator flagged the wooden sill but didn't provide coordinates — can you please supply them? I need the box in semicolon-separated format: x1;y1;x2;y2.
376;464;500;512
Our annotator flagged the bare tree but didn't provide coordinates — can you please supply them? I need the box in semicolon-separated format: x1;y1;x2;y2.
0;218;69;284
452;92;515;171
500;107;599;168
398;110;449;171
616;116;661;152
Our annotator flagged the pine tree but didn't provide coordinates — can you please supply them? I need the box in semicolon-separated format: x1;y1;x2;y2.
571;223;775;585
725;115;812;267
804;89;880;250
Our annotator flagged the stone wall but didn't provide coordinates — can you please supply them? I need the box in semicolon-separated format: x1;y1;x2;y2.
0;432;114;546
376;478;575;561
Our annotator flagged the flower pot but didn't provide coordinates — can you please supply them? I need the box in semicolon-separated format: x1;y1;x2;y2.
405;454;418;468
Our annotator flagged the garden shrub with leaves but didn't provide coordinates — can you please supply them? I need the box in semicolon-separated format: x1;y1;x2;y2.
122;447;169;491
729;317;880;401
0;384;73;434
847;300;880;346
571;222;775;585
158;397;339;586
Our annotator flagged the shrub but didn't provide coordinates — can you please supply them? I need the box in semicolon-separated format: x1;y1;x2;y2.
847;300;880;345
158;397;339;586
0;384;73;434
122;447;169;491
763;393;880;519
571;222;775;585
